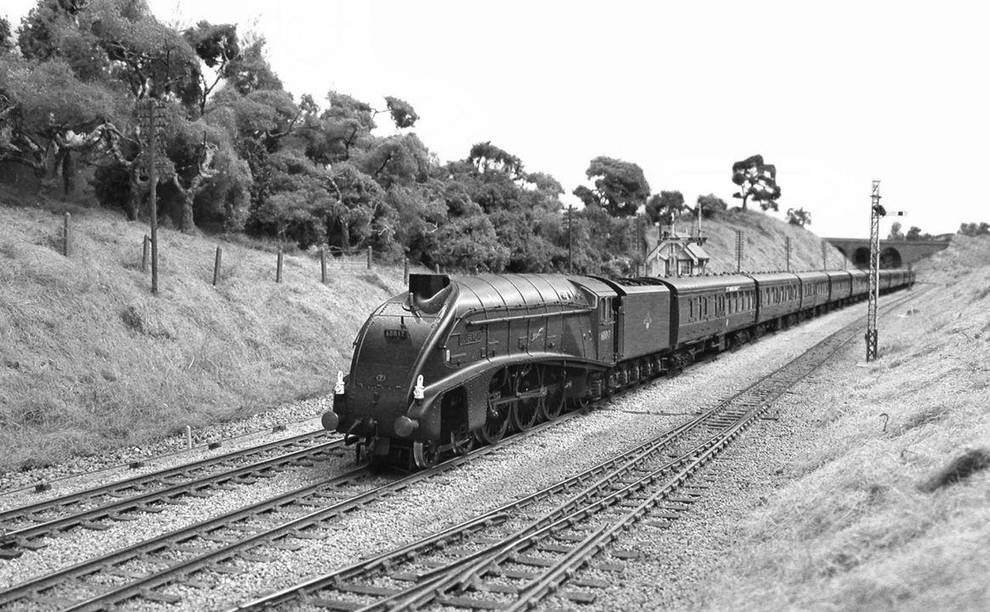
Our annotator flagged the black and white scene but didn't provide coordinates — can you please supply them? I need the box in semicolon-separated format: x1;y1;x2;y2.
0;1;988;610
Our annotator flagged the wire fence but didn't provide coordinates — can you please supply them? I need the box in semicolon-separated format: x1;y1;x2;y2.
53;213;433;292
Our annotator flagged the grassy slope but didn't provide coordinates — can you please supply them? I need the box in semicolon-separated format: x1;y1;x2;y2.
0;192;406;470
696;236;990;611
0;192;845;472
652;208;848;274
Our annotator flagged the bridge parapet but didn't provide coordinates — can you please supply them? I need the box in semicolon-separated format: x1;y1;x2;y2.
824;237;950;268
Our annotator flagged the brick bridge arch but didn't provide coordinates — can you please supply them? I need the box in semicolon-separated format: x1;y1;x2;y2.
824;238;949;268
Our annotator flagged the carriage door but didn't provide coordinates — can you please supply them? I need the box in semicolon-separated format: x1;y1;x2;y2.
597;297;616;364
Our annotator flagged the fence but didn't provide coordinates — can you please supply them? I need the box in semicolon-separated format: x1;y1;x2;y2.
52;214;434;292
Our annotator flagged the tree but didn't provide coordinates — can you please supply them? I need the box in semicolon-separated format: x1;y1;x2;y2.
574;156;650;217
0;16;12;53
468;141;522;177
644;191;686;226
696;193;728;220
786;207;811;227
0;56;117;192
384;95;418;129
888;221;905;240
224;33;282;95
731;154;780;211
959;222;990;237
183;21;239;115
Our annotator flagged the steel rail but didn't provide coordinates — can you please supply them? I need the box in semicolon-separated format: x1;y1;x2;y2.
232;287;923;611
415;289;927;610
0;435;344;551
0;429;337;528
22;413;579;611
388;326;854;610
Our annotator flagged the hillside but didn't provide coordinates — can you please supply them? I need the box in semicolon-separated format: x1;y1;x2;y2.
0;193;408;471
0;193;849;472
649;207;849;274
691;235;990;610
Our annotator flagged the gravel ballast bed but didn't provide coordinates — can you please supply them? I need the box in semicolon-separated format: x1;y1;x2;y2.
0;395;335;504
0;296;907;610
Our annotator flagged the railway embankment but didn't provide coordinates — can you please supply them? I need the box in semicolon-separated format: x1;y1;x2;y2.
0;196;406;474
674;235;990;610
0;190;839;476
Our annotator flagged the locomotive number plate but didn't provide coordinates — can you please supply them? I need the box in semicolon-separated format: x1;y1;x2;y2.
460;330;483;345
384;328;409;340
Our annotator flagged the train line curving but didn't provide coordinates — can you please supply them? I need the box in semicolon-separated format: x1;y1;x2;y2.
0;414;583;610
227;289;922;611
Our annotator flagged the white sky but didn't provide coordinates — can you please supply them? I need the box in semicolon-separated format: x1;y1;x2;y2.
5;0;988;238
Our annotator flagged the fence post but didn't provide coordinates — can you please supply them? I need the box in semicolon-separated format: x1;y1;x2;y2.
276;247;283;283
434;263;440;274
320;248;327;284
213;246;222;286
62;212;71;257
366;246;372;270
142;235;149;272
403;257;409;284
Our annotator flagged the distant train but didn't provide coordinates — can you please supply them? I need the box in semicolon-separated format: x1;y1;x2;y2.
321;268;914;468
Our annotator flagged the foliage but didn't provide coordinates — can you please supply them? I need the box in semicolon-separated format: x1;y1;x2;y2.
0;16;12;53
905;226;934;240
732;154;781;211
888;221;905;240
644;190;685;225
384;95;418;129
0;55;117;183
1;0;690;274
958;222;990;237
697;193;728;219
786;207;811;227
225;34;282;95
183;21;239;114
574;156;650;217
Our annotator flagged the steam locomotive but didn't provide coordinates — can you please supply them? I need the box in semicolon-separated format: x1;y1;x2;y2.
321;268;914;468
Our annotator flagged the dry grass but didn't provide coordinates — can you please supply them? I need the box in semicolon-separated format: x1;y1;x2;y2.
695;235;990;611
0;190;407;471
658;208;848;273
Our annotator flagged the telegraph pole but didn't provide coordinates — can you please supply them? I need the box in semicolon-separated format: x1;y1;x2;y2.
735;229;743;273
785;237;791;272
567;205;573;273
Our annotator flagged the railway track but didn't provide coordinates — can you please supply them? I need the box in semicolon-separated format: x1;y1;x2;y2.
0;290;922;610
0;430;344;556
0;414;583;610
228;290;921;611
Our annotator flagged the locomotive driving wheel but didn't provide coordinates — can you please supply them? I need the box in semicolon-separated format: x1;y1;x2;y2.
476;368;511;445
476;404;509;444
539;367;566;420
510;365;541;432
412;440;440;469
